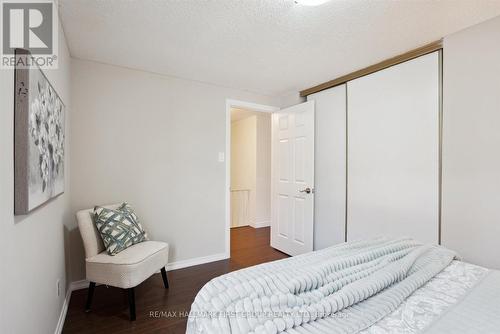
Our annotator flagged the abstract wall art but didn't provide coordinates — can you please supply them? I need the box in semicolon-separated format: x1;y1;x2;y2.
14;49;65;215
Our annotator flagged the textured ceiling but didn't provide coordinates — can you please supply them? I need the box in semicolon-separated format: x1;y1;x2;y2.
59;0;500;96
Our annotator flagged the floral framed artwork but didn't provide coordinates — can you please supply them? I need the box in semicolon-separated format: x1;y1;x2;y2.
14;49;65;215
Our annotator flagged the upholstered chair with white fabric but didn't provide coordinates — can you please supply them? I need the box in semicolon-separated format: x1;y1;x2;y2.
76;204;169;321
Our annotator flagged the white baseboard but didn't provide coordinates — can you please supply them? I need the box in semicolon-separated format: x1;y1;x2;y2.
54;286;72;334
54;280;97;333
230;224;250;228
70;279;92;291
252;220;270;228
166;252;228;271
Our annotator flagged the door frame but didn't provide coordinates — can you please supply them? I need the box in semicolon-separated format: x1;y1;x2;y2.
225;99;279;258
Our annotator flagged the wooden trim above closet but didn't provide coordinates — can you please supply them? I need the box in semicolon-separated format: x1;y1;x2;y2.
300;39;443;97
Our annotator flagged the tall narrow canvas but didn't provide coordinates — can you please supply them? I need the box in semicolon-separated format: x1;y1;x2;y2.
14;49;65;215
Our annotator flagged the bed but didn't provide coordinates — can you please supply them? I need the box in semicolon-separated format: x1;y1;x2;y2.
186;238;500;334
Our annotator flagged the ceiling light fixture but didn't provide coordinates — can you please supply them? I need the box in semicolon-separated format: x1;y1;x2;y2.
294;0;331;6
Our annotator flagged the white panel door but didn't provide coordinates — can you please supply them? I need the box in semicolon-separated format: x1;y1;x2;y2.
271;101;315;255
347;52;440;244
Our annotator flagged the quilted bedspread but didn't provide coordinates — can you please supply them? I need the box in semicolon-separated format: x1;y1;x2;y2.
186;237;458;334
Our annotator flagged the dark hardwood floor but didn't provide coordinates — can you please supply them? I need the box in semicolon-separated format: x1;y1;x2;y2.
63;226;288;333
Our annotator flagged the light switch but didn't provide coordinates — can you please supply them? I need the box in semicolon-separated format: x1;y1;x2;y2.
218;152;225;162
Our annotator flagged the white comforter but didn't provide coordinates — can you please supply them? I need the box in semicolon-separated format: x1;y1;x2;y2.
186;238;459;334
361;260;488;333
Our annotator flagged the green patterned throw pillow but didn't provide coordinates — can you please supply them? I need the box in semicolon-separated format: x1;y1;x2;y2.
93;203;148;255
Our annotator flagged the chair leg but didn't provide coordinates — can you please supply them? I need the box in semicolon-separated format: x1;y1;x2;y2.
161;267;169;289
128;288;136;321
85;282;96;312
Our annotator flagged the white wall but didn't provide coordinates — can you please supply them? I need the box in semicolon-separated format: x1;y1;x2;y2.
442;15;500;269
0;20;72;334
69;59;278;281
231;116;257;227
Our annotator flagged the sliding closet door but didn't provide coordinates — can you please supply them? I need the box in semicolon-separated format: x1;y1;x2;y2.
307;85;346;250
347;52;440;244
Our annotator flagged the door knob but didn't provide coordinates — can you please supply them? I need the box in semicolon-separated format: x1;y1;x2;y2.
299;187;312;194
